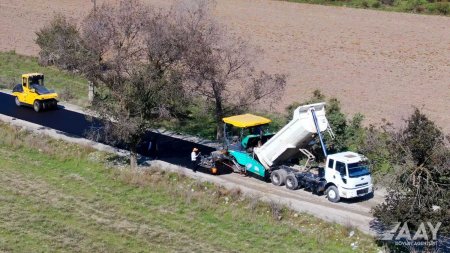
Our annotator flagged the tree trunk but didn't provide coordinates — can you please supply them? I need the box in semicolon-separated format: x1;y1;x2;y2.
216;121;223;140
130;148;138;170
215;96;224;140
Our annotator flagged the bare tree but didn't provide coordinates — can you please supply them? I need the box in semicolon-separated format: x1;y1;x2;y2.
37;0;287;169
82;1;188;169
175;0;286;139
37;0;188;169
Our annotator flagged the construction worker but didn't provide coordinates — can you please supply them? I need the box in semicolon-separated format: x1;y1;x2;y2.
147;136;159;159
191;148;200;172
229;136;241;151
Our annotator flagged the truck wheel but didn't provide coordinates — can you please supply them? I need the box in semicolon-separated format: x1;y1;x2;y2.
279;169;288;184
15;97;21;107
285;174;298;190
326;186;340;203
33;100;42;112
271;170;285;186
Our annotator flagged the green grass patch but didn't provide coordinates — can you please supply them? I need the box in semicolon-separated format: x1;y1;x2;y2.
160;102;218;140
158;100;290;141
0;51;89;106
283;0;450;15
0;123;380;252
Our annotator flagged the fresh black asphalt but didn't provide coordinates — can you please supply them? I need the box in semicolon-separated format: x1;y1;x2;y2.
0;92;215;168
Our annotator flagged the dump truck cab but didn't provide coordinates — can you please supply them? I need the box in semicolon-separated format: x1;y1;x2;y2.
324;152;373;202
12;73;58;112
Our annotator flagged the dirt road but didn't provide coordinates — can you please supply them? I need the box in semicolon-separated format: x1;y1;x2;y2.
1;0;449;133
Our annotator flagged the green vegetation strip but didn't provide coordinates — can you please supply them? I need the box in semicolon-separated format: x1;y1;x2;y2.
0;123;379;252
283;0;450;15
0;51;89;106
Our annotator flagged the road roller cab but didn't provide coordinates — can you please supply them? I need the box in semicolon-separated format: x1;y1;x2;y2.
12;73;58;112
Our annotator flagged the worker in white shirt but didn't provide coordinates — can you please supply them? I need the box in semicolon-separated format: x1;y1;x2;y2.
191;148;200;172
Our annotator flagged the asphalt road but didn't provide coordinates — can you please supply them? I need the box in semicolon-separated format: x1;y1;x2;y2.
0;91;381;235
0;92;215;168
2;95;450;249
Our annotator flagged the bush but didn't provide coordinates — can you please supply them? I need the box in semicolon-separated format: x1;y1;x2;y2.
359;126;392;184
415;4;426;12
285;90;366;160
404;0;423;11
372;1;381;8
58;87;76;101
380;0;395;5
435;2;450;14
0;76;18;90
372;109;450;244
36;14;88;71
362;0;370;7
400;108;444;166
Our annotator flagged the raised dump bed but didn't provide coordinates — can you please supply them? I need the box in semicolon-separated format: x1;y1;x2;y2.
254;102;328;168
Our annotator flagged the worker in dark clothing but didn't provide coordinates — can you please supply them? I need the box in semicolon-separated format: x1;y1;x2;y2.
191;148;200;172
147;137;159;159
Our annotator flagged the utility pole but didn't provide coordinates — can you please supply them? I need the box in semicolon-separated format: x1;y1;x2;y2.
89;0;96;104
88;81;94;103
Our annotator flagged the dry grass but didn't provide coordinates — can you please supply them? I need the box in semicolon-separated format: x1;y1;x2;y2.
0;122;379;252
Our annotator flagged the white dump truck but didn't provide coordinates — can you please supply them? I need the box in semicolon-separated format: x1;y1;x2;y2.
200;102;373;202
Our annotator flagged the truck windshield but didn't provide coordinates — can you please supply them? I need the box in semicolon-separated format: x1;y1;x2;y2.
347;162;370;178
29;75;44;86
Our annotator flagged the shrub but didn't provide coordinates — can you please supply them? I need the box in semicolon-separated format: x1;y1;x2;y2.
372;1;381;8
372;109;450;244
36;14;88;71
380;0;395;5
436;2;450;14
362;0;370;7
0;76;18;89
359;126;392;184
58;87;76;101
415;4;426;12
400;108;444;167
404;0;422;11
285;90;366;160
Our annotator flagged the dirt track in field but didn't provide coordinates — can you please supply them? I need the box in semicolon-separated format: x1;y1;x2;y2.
0;0;449;132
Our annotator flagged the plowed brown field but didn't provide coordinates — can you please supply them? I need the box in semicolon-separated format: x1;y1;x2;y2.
1;0;449;132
